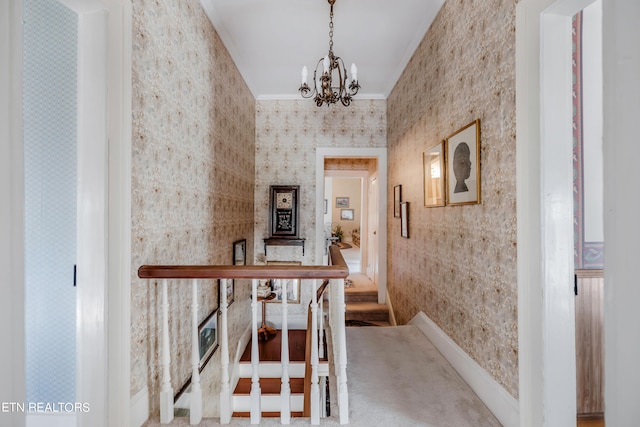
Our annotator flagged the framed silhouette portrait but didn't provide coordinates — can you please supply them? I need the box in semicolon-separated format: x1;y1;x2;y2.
445;119;481;206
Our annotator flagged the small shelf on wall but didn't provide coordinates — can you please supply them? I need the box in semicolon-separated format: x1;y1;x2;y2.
263;238;306;256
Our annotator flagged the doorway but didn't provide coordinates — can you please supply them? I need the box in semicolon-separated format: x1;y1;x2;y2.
315;148;387;304
572;1;604;422
23;1;109;425
516;0;602;424
324;172;366;274
9;1;132;425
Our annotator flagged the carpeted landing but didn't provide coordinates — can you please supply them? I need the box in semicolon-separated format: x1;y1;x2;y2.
144;324;501;426
344;325;501;427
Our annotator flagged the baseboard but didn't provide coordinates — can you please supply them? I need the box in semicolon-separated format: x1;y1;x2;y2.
25;413;76;427
130;385;149;427
409;311;519;427
385;291;398;326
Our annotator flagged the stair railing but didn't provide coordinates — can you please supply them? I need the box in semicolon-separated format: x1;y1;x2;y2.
304;280;330;421
137;245;349;425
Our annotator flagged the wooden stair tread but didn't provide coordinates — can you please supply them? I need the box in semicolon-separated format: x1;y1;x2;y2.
234;377;305;395
345;290;378;303
232;411;304;418
346;302;389;322
240;330;307;362
346;302;389;312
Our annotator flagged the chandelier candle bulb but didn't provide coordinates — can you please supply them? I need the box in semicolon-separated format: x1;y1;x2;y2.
351;63;357;82
323;55;330;73
301;66;308;85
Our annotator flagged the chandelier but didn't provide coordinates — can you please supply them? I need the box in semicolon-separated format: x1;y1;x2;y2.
298;0;360;107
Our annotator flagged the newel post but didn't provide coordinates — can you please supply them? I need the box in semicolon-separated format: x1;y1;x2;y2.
310;280;320;424
250;278;261;424
280;279;291;424
190;279;202;424
220;278;231;423
159;279;174;424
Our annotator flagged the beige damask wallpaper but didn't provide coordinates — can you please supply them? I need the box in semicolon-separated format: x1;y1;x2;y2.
387;0;518;397
130;0;255;416
254;99;386;319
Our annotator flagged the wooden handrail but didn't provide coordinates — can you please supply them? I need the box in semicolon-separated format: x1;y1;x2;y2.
138;244;349;280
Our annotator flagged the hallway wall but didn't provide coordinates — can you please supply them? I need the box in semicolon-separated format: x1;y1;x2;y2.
254;99;386;320
130;0;255;417
387;0;518;398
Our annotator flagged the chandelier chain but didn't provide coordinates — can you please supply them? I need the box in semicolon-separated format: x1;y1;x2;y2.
329;3;334;54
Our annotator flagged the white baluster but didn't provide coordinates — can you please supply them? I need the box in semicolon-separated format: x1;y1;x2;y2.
220;279;231;424
310;280;320;424
250;279;261;424
280;279;291;424
159;279;174;424
336;278;349;425
318;285;325;360
190;279;202;425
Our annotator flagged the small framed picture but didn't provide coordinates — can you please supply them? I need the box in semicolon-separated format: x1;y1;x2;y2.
340;209;354;220
233;239;246;266
393;185;402;218
266;261;301;304
223;279;234;307
228;239;246;306
446;119;481;205
198;310;218;370
335;197;349;208
400;202;409;238
423;141;446;207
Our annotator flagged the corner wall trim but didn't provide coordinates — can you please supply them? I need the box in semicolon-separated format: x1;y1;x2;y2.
130;386;149;427
409;311;519;427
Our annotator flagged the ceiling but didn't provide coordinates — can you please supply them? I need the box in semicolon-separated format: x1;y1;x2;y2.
200;0;445;100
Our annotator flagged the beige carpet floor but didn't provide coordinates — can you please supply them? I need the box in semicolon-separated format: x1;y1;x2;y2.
144;325;501;427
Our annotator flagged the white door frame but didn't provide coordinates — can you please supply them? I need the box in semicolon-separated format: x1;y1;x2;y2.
1;1;26;426
316;148;387;304
516;0;593;424
0;1;131;426
366;173;378;287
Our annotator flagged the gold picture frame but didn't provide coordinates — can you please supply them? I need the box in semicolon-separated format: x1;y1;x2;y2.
445;119;481;205
423;141;446;207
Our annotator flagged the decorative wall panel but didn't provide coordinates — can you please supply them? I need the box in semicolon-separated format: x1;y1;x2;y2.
387;0;518;398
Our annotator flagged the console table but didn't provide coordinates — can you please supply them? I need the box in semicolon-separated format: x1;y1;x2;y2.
263;238;306;256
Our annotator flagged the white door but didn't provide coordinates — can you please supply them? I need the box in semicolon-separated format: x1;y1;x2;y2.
367;175;378;285
24;2;109;426
23;2;79;420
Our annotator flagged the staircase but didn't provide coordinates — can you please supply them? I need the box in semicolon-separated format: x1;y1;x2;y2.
232;329;328;418
344;275;390;326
